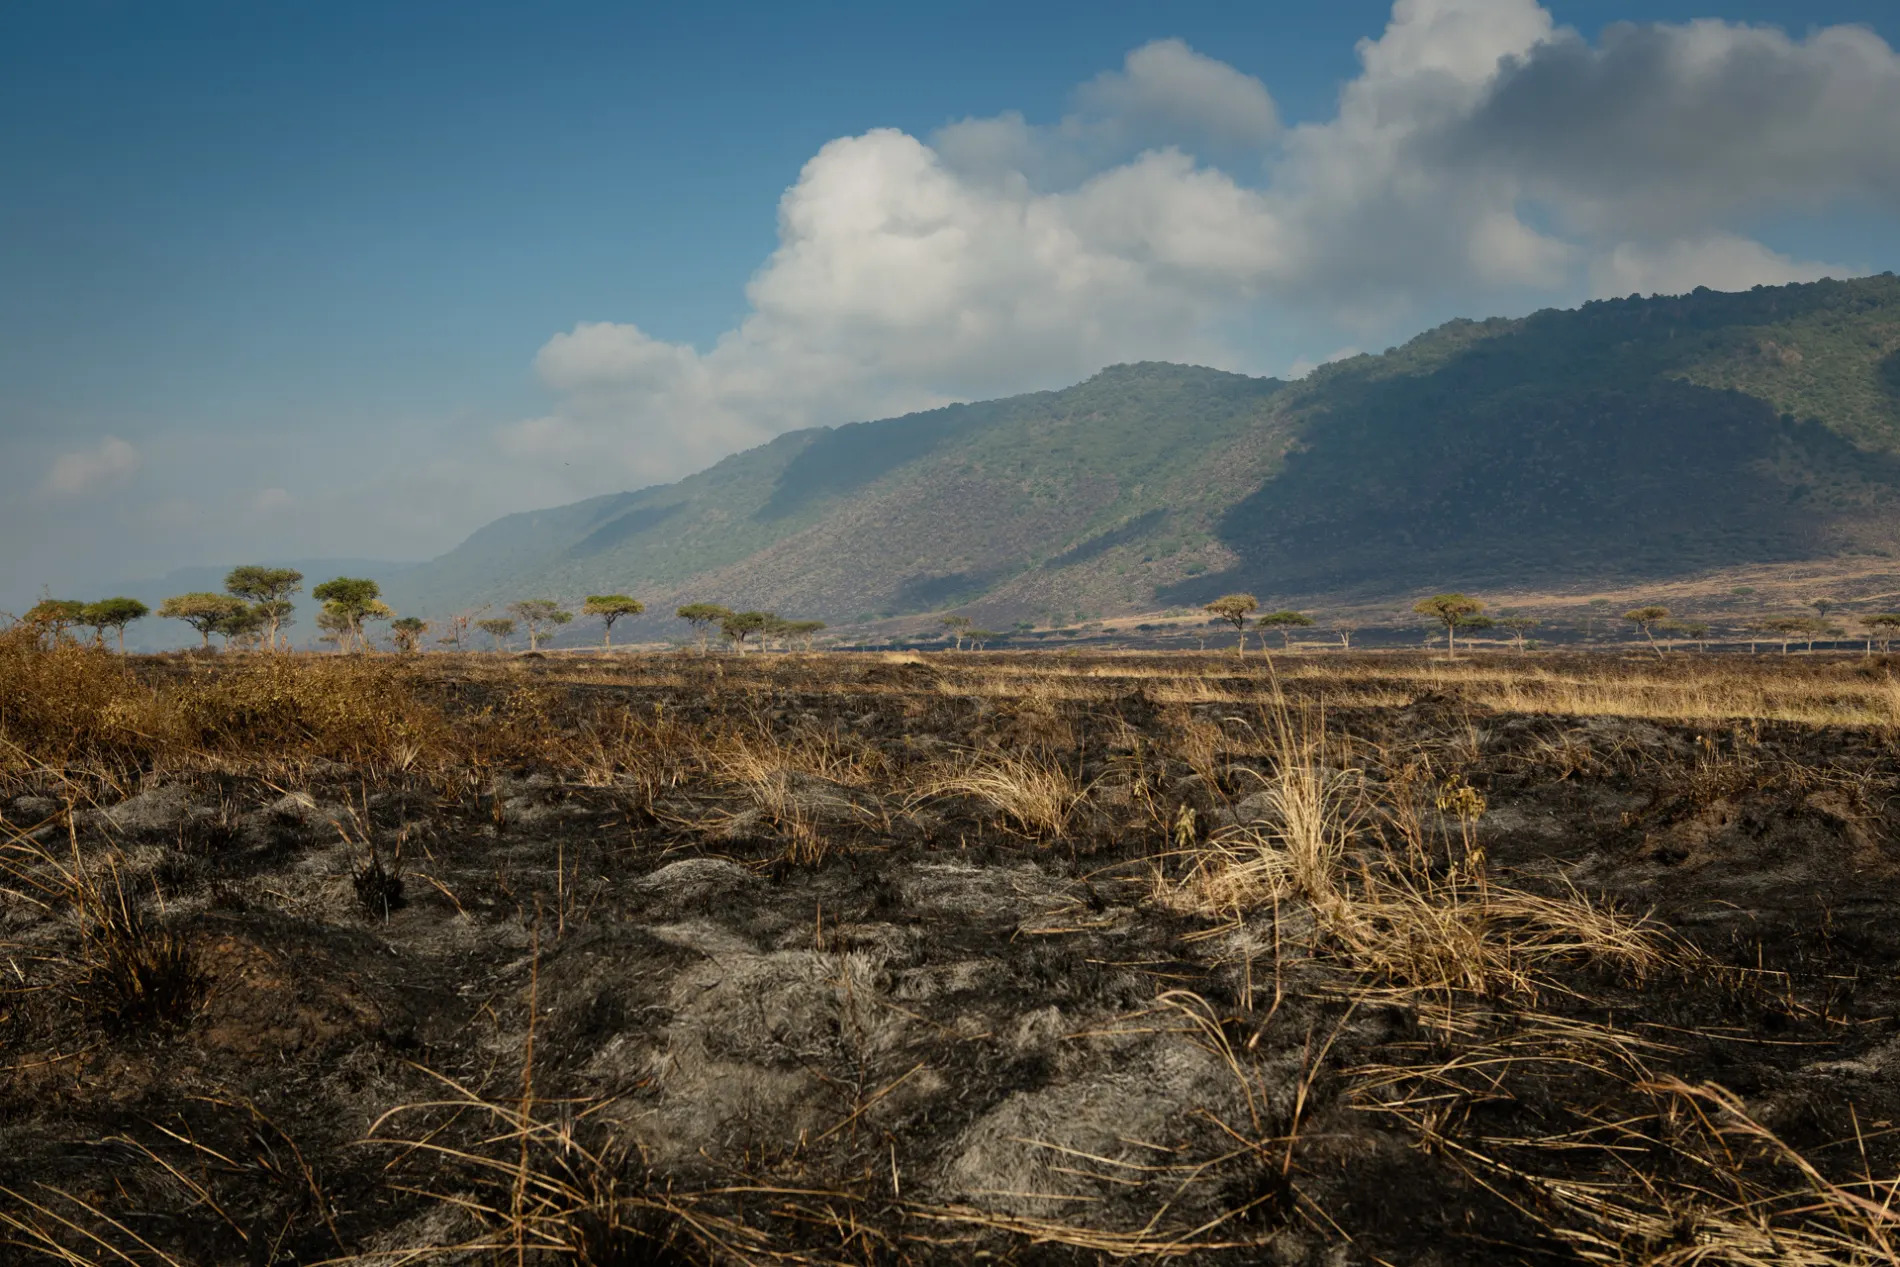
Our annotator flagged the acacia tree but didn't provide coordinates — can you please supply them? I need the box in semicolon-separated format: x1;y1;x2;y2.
676;603;732;654
1333;622;1357;651
1661;619;1710;652
437;608;482;651
389;616;430;653
941;614;974;651
81;598;149;652
224;566;302;650
1413;593;1485;659
1203;593;1258;655
315;605;351;652
1623;606;1670;657
311;578;382;652
507;600;573;651
1758;616;1822;655
24;598;86;646
476;617;516;651
159;592;249;650
582;595;645;647
211;603;268;650
1811;597;1839;623
1258;610;1314;650
1497;615;1539;652
1862;613;1900;653
720;610;770;652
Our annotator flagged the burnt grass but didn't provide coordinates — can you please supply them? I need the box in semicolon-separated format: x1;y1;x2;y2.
4;649;1900;1265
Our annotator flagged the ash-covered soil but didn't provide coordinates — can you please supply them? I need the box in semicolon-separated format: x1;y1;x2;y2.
4;651;1900;1264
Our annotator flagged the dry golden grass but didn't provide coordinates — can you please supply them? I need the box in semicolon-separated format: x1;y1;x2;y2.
911;750;1087;840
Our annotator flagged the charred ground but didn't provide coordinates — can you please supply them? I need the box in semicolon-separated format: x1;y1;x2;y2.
4;642;1900;1265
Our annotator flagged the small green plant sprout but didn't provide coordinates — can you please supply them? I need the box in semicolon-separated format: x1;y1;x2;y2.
675;602;733;653
1435;775;1489;879
389;616;430;653
507;599;573;651
1172;803;1198;849
581;594;644;646
720;610;771;652
941;614;974;650
158;592;249;650
1258;610;1314;650
1204;593;1258;655
476;617;516;651
311;577;383;652
1862;613;1900;653
1622;606;1670;656
223;565;303;650
80;597;149;652
1413;593;1486;659
1497;615;1539;651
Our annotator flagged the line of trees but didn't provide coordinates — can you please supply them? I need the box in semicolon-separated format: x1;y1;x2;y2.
674;604;826;653
22;595;150;652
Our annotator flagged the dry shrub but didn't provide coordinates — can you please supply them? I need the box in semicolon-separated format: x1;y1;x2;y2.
176;655;448;768
913;750;1086;839
1173;700;1668;1005
367;1078;697;1265
2;826;203;1034
0;624;174;773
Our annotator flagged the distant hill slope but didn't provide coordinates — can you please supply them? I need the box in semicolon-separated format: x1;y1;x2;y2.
386;275;1900;635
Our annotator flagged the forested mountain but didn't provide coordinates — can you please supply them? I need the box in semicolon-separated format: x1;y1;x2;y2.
385;274;1900;633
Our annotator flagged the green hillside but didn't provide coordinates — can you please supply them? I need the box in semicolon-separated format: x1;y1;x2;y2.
386;274;1900;633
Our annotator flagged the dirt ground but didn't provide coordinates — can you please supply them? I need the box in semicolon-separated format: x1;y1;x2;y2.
4;649;1900;1265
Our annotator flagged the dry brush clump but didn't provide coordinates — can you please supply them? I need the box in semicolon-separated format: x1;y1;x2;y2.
910;749;1088;840
1;817;204;1036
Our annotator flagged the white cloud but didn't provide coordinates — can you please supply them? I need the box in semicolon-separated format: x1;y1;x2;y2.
1589;234;1844;298
1287;347;1365;379
1074;38;1281;150
251;487;295;513
42;437;141;497
496;1;1898;500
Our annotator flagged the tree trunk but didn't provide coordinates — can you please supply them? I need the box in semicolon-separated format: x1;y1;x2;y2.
1447;623;1456;660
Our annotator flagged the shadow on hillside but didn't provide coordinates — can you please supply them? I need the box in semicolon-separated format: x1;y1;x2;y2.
756;402;1001;522
1165;330;1900;604
1047;509;1169;569
1881;348;1900;405
566;501;685;558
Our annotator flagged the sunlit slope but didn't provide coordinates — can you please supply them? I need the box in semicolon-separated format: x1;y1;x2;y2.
390;274;1900;627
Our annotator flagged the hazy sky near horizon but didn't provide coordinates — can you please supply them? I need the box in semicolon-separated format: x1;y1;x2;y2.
5;0;1900;607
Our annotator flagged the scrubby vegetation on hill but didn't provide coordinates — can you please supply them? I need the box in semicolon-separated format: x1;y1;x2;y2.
379;275;1900;635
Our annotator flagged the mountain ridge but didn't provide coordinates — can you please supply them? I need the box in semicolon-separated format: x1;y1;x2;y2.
376;275;1900;637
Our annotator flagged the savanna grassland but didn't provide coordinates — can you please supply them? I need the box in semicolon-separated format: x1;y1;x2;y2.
5;630;1900;1265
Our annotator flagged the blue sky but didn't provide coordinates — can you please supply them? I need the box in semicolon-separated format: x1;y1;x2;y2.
4;0;1899;608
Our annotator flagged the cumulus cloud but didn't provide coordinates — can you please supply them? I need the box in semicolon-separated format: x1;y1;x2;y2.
42;437;141;497
1589;234;1844;298
499;0;1897;496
